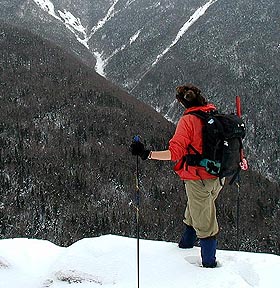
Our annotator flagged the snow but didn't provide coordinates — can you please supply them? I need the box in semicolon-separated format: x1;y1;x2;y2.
93;51;106;76
87;0;120;41
151;0;218;67
124;0;137;8
92;27;142;77
32;0;124;70
57;9;87;36
32;0;60;20
129;30;141;45
130;0;219;93
0;235;279;288
32;0;219;80
32;0;89;49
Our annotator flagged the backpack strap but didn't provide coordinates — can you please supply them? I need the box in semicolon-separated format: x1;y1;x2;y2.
227;137;243;185
185;146;202;166
182;112;207;168
184;110;210;166
187;110;211;121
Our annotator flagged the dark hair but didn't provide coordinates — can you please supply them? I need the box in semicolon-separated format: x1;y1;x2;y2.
176;83;207;108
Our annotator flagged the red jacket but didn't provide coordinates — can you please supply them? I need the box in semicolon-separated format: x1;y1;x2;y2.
169;104;217;180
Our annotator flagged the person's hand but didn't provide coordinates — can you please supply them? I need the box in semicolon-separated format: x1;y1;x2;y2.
130;138;150;160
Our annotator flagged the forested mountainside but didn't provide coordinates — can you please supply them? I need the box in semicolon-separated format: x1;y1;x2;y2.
0;21;279;254
0;20;178;246
0;0;279;183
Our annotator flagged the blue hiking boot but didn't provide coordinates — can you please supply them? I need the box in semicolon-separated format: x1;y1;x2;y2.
200;237;217;268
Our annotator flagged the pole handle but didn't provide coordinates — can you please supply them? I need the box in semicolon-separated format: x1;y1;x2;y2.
133;135;141;143
236;95;242;117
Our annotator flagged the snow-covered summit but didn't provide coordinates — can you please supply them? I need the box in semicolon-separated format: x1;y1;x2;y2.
0;234;279;288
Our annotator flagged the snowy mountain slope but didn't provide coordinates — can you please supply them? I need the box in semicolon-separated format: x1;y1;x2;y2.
0;0;278;182
0;235;279;288
0;0;96;67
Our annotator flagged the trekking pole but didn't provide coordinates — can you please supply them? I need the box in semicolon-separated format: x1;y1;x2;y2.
235;174;241;251
133;135;141;288
235;96;242;250
235;96;248;250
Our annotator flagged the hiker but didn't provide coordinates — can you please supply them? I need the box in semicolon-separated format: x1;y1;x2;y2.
130;83;224;268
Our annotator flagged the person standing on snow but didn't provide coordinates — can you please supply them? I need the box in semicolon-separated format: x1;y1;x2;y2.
130;83;224;268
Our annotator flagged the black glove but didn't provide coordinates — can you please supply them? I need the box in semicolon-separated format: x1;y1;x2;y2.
130;139;150;160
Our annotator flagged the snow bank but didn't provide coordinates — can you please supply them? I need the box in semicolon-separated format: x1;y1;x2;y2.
0;235;279;288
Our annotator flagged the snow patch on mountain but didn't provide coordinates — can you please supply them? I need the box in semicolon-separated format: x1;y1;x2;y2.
33;0;60;20
94;51;106;76
57;9;87;37
87;0;120;41
57;9;88;48
32;0;217;80
151;0;218;68
130;0;219;93
94;28;142;77
32;0;89;48
125;0;137;8
130;29;141;45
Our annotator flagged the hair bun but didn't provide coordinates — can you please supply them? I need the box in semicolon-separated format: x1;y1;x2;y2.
175;83;207;108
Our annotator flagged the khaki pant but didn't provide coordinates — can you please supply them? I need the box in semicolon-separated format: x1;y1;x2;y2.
183;178;223;238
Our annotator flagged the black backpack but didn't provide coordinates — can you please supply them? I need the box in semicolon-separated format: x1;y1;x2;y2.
185;110;246;184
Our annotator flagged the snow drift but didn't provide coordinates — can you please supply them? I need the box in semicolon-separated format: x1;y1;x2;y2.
0;234;279;288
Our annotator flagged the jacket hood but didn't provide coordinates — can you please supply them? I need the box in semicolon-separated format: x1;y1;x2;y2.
183;103;216;115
